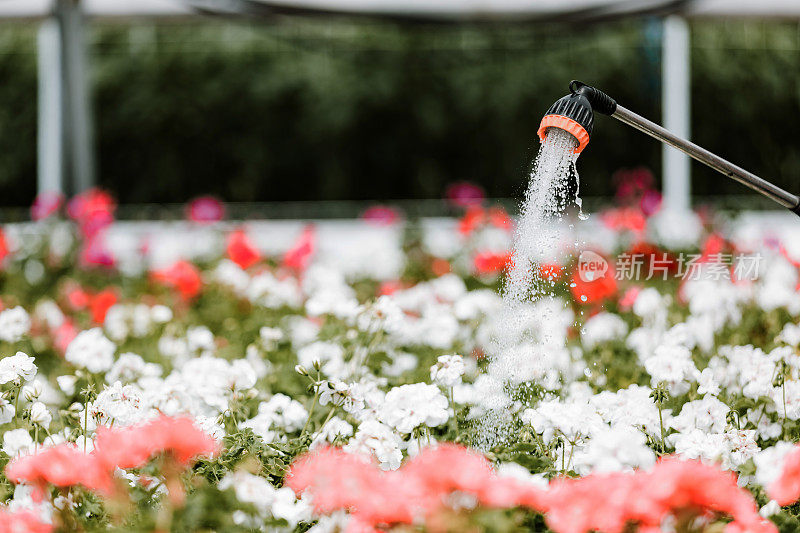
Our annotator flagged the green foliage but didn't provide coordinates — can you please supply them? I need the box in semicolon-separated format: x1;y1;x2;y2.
1;19;800;205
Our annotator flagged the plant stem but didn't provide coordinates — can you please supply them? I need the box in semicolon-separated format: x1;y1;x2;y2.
300;383;321;437
12;385;20;427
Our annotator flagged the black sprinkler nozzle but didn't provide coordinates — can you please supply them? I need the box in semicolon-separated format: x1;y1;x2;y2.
537;80;617;154
540;79;800;216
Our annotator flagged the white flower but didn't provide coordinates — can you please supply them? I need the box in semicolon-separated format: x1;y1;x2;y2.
696;368;721;397
760;500;781;518
430;354;466;388
0;352;37;384
65;328;116;373
29;402;52;429
105;353;162;385
356;296;404;334
243;394;308;436
379;383;449;434
296;341;345;378
56;375;78;396
0;398;14;425
150;305;173;324
581;312;628;349
271;487;311;527
572;426;656;475
0;307;31;343
669;396;730;434
319;380;365;414
219;470;275;515
311;416;354;448
522;399;605;444
643;344;698;395
92;381;147;427
345;420;403;470
3;428;33;457
186;326;215;356
778;323;800;347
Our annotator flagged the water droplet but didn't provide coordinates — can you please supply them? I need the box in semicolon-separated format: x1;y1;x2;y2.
580;295;588;302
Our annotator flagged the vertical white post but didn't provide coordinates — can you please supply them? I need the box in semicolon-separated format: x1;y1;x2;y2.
61;0;95;193
37;18;64;196
662;15;691;212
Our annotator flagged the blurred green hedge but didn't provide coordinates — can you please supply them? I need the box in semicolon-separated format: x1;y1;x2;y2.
0;18;798;206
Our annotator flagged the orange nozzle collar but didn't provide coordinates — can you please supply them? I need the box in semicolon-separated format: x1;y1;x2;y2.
537;114;590;154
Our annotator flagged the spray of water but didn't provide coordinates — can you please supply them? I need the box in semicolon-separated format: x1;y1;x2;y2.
475;128;581;447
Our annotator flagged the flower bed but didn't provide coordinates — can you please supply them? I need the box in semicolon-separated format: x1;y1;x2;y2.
0;186;800;531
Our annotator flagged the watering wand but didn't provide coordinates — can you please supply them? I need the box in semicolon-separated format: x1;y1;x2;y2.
538;80;800;216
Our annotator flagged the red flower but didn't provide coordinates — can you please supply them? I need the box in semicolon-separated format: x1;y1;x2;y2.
226;229;261;270
89;289;117;324
474;251;511;275
487;207;513;231
458;206;486;236
571;264;617;305
283;225;315;272
0;509;53;533
31;192;63;222
378;280;406;296
769;444;800;506
446;181;485;207
5;444;114;498
539;263;563;282
186;196;225;224
601;207;646;235
0;228;9;265
151;260;202;300
94;416;218;470
361;205;402;226
699;233;728;263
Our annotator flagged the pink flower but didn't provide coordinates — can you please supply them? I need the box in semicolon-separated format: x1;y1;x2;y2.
283;225;315;272
446;182;485;207
79;236;116;268
361;205;402;226
226;229;261;270
151;260;202;300
639;189;662;217
287;445;546;528
31;192;63;222
542;457;774;533
619;285;642;311
769;444;800;506
53;319;78;354
0;508;53;533
5;444;114;498
186;196;225;224
94;415;218;470
67;188;116;239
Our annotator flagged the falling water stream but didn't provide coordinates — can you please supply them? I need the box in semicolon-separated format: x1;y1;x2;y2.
477;128;583;446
